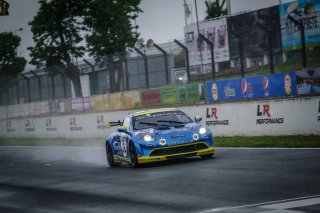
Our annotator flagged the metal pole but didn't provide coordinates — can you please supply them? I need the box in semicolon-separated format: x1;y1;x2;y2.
174;39;191;82
268;32;274;74
194;0;204;74
154;43;170;85
124;54;130;90
20;73;31;103
287;15;307;69
199;34;215;80
300;22;307;69
30;70;42;101
239;39;245;77
134;48;149;88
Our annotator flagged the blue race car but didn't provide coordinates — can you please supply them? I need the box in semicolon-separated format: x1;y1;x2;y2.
105;108;214;167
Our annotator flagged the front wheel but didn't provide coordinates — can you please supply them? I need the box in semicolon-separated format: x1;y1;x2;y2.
129;142;139;168
106;143;116;167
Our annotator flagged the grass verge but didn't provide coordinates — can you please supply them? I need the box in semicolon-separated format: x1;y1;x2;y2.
0;135;320;148
215;135;320;148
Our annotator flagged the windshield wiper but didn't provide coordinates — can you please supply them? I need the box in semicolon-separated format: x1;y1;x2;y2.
157;120;187;124
138;122;171;128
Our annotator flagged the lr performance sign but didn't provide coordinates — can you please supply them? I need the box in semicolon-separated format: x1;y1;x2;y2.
184;17;230;66
205;107;229;126
256;104;284;125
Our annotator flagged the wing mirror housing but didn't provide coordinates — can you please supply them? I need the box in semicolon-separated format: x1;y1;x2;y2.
117;125;127;133
194;115;202;123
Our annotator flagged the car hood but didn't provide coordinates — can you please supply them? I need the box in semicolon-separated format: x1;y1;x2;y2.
133;123;204;146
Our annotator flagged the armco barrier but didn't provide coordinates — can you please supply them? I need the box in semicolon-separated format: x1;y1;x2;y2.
1;96;319;138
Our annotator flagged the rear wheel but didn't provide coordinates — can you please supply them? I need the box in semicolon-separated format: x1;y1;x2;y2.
106;143;116;167
129;142;139;168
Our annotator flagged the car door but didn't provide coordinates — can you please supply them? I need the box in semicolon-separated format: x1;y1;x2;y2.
119;117;131;158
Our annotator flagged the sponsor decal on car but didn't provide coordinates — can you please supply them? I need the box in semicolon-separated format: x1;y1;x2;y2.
256;104;284;125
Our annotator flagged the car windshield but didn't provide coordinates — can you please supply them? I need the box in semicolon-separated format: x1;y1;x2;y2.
132;111;193;130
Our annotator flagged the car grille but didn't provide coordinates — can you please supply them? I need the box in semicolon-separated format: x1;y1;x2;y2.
149;142;209;157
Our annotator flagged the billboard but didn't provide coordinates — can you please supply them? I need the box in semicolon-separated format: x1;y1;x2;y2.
184;17;230;66
206;72;297;102
227;6;282;58
280;0;320;51
296;69;320;94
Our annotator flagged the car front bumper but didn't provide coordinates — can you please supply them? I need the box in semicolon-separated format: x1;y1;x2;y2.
137;146;214;164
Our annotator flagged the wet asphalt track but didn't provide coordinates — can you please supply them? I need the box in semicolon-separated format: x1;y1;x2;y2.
0;146;320;213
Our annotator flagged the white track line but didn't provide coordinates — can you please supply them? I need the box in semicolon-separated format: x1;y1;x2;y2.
198;194;320;213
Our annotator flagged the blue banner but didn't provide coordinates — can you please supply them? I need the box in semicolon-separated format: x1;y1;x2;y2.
206;72;297;102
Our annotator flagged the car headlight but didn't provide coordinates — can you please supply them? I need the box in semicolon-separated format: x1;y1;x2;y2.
143;134;154;142
193;133;199;141
199;127;207;134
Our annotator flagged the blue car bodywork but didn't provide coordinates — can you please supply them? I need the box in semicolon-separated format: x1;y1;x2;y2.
105;108;215;167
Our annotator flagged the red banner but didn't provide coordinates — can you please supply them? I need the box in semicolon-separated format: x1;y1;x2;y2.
142;90;161;105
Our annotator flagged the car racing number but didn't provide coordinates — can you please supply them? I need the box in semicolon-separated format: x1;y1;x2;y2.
120;134;128;157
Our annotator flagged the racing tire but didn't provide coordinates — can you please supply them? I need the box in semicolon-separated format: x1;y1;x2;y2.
200;154;213;159
129;142;139;168
106;143;116;167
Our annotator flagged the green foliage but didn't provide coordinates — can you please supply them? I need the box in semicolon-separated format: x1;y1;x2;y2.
0;32;27;75
205;0;227;20
28;0;87;67
84;0;141;58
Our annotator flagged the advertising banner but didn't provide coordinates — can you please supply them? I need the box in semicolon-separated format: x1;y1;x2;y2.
296;69;320;94
184;17;230;65
48;99;71;114
71;97;90;112
227;6;282;58
206;72;297;102
279;0;320;51
179;83;204;104
160;86;180;105
142;90;161;105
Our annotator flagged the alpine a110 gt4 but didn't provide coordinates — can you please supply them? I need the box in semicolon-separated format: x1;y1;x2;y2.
105;108;214;167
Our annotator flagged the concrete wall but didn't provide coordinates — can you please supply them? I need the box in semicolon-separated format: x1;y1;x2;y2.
1;96;319;138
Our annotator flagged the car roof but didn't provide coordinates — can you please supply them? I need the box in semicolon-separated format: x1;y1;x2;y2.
129;108;178;118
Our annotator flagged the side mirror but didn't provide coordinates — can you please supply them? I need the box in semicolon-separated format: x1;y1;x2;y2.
117;125;127;133
194;116;202;123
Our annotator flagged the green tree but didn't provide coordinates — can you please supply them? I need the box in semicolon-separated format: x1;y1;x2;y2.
28;0;88;97
0;32;27;75
84;0;141;92
205;0;227;20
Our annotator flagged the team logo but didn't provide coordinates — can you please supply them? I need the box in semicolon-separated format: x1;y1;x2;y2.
205;107;229;126
256;104;284;124
211;83;218;100
284;74;292;95
241;79;248;97
263;76;269;96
